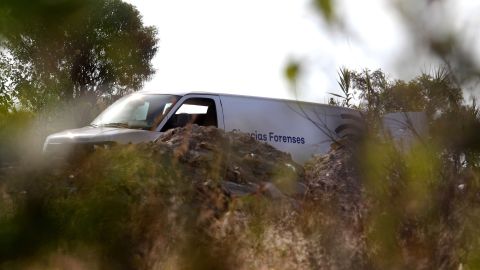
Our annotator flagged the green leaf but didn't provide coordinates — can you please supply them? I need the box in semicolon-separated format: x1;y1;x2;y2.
284;61;301;85
327;92;345;99
313;0;334;22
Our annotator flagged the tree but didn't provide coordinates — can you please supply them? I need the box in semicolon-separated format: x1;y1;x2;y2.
331;68;463;119
0;0;158;112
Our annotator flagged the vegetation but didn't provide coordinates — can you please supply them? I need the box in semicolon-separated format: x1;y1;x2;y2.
0;0;158;164
1;0;480;269
0;0;157;113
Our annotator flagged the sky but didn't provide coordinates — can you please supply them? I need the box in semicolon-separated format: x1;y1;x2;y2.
124;0;480;103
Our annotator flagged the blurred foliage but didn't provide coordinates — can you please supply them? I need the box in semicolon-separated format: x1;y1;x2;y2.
2;126;478;269
0;111;34;165
0;0;158;164
0;0;158;112
1;0;480;269
313;0;335;23
279;0;480;268
284;60;301;87
0;144;226;269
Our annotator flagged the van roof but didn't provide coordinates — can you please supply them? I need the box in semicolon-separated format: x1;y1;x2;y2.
137;90;359;112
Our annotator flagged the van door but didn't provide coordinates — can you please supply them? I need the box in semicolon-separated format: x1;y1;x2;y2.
156;94;224;132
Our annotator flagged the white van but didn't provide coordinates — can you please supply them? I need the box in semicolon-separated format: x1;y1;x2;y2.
43;91;362;164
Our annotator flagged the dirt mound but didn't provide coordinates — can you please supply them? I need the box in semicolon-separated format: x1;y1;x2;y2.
303;143;368;269
129;125;307;268
152;124;305;197
304;143;363;218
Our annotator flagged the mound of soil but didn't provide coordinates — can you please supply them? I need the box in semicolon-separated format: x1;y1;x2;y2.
304;143;363;217
152;124;305;197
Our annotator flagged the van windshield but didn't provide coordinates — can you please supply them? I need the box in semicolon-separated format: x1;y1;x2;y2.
91;94;180;130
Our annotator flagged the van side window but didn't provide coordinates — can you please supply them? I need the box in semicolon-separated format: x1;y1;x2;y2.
161;98;218;131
